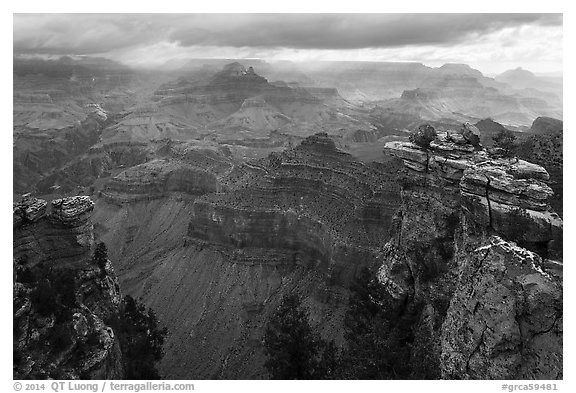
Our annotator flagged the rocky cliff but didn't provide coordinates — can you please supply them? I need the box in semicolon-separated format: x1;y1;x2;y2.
189;133;401;281
91;133;403;378
517;117;563;216
379;129;562;379
13;196;124;379
102;160;220;204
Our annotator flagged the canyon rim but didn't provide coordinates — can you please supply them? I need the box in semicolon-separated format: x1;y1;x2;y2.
12;11;563;383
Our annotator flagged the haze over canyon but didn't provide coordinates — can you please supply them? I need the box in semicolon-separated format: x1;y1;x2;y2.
13;13;562;380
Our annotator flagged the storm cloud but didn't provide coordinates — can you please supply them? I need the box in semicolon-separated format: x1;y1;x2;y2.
13;13;562;54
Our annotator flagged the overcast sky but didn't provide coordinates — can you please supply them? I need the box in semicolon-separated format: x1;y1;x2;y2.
13;13;563;75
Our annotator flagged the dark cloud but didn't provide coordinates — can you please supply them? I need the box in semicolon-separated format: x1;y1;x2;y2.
169;14;562;50
13;13;562;55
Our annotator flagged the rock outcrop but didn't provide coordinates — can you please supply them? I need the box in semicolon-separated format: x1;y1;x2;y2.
13;196;124;379
441;236;562;379
384;132;561;258
14;196;95;267
378;127;562;379
517;117;563;216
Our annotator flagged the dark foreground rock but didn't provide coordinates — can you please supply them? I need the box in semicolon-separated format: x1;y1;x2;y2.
13;196;124;379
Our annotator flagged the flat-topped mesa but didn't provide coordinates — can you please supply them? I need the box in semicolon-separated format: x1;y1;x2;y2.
294;132;347;159
13;196;96;267
101;159;220;204
299;132;337;150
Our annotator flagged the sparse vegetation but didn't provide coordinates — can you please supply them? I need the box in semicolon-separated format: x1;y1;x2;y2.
492;128;518;158
409;124;437;150
262;269;442;380
29;268;77;320
93;242;108;275
263;294;338;379
338;267;416;379
112;295;168;380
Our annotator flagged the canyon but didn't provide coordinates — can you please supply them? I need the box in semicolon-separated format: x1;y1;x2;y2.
13;55;563;380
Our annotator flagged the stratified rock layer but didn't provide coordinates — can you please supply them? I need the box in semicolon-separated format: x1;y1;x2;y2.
14;196;95;267
92;133;403;378
379;129;562;380
13;196;124;379
189;133;401;281
385;133;562;257
103;160;220;204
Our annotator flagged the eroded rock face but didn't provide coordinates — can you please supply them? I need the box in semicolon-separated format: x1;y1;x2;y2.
441;236;562;379
188;133;401;283
385;134;561;258
13;197;47;227
51;196;95;224
102;159;220;204
91;133;403;378
13;195;124;379
14;196;95;267
379;131;562;379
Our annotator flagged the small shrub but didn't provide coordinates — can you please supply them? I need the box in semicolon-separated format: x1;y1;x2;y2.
117;295;167;379
17;267;36;284
93;242;108;275
263;294;319;379
409;124;437;149
49;324;73;353
31;279;57;316
492;129;518;158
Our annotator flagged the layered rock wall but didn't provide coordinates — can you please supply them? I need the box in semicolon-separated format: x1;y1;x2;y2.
186;133;401;283
379;130;562;379
13;196;124;379
102;159;220;204
13;196;95;268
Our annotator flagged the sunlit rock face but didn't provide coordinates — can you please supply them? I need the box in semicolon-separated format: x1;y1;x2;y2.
377;128;562;380
13;196;124;379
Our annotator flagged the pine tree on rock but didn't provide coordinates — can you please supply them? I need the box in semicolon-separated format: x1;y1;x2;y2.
263;294;320;379
93;242;108;275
